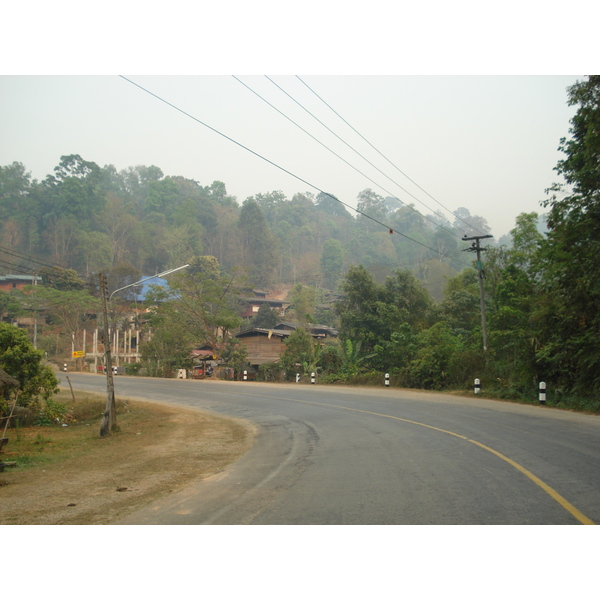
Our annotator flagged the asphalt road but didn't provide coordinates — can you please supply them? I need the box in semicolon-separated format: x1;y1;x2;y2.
60;373;600;525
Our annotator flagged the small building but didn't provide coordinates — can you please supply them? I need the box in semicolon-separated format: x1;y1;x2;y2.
240;297;290;320
0;368;19;396
0;274;41;292
235;323;337;369
274;322;338;338
235;327;293;367
189;345;216;378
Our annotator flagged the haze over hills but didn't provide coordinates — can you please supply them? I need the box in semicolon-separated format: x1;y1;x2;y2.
0;154;504;301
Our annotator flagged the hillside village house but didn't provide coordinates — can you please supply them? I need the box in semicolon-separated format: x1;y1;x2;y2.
235;323;338;370
0;274;40;292
0;275;42;330
240;290;290;320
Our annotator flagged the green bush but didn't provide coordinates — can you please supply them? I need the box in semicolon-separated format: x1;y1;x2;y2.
125;362;143;375
34;397;70;426
0;323;59;416
257;362;283;382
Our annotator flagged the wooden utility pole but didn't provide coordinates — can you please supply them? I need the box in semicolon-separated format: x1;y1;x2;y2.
98;273;117;437
463;234;493;352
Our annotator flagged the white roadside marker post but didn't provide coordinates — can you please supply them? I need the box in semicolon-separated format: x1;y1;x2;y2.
539;381;546;405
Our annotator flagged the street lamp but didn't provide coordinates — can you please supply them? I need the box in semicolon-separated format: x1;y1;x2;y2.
98;263;189;437
108;263;190;367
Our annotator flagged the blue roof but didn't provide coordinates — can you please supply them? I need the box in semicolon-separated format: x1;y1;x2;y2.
134;276;170;301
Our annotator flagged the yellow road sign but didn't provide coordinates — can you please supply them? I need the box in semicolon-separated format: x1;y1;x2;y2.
72;350;85;358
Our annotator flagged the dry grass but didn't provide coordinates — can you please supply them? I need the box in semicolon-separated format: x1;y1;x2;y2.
0;391;255;525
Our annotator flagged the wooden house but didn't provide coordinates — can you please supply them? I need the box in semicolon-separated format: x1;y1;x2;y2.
235;328;292;366
235;323;338;369
239;289;290;320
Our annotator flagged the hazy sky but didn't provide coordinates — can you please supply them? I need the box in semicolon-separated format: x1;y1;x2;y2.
0;75;582;238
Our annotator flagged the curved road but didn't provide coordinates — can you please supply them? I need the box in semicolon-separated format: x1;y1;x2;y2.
61;373;600;525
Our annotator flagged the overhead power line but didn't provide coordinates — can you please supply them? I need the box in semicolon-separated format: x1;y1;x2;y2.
261;75;460;239
295;76;487;237
0;244;66;270
119;75;452;258
0;259;37;276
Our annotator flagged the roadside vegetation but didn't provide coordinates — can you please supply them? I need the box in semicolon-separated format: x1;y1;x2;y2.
1;390;133;472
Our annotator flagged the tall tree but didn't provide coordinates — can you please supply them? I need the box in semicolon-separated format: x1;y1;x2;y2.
356;188;388;233
238;200;278;287
39;266;85;291
0;161;33;223
539;76;600;393
42;154;105;222
320;239;345;290
149;256;243;360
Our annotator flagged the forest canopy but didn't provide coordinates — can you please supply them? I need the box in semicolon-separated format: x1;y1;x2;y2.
0;153;489;297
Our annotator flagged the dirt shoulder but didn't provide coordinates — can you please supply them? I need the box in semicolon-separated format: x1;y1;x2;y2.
0;397;256;525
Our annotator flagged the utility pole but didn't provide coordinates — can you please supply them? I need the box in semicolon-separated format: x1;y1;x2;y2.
463;234;493;352
33;271;38;349
98;272;117;437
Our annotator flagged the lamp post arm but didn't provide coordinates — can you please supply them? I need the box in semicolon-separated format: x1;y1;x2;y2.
108;264;190;302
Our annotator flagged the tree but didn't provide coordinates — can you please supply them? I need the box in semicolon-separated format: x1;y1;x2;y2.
146;177;179;218
95;192;139;266
220;338;249;378
538;76;600;394
381;269;434;330
320;239;345;290
32;287;100;369
251;303;279;329
335;265;382;353
42;154;105;222
356;189;388;229
405;322;466;390
507;212;544;278
139;318;194;377
150;256;243;361
440;268;480;338
338;338;376;377
246;190;287;227
0;323;59;415
39;266;85;291
238;200;278;287
335;265;434;372
289;283;316;326
0;161;33;222
104;263;142;302
315;192;351;219
453;207;491;237
204;180;238;208
0;290;23;323
280;328;317;375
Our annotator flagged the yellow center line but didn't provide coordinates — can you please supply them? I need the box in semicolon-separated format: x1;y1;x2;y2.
239;390;595;525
